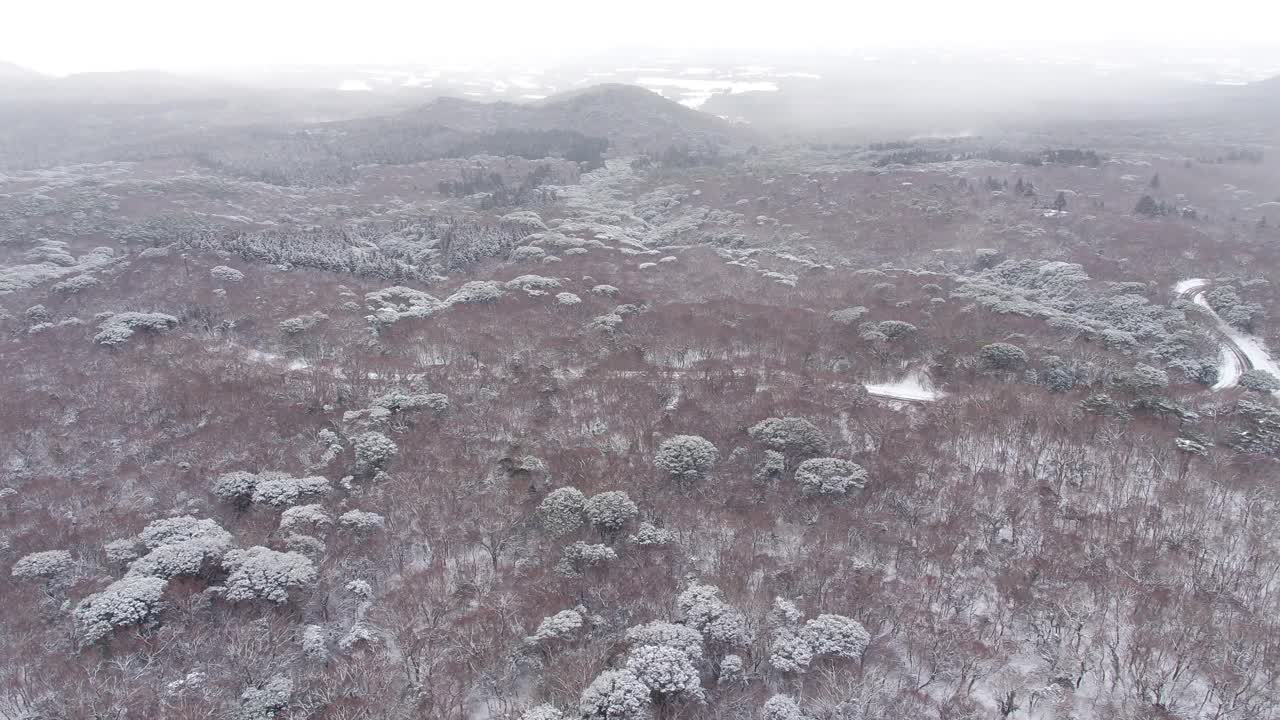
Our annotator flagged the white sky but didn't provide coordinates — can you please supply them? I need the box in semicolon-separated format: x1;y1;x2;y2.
5;0;1280;75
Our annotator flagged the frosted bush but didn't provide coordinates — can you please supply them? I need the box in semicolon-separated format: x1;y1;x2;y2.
828;306;868;325
284;534;326;558
748;417;828;457
510;245;548;262
580;669;651;720
446;280;506;304
52;274;100;294
584;491;638;533
235;674;292;720
12;549;74;582
506;274;562;294
754;450;786;484
338;509;386;534
769;627;814;673
871;320;917;340
587;313;625;332
591;284;620;296
104;538;141;566
654;435;719;484
93;311;178;346
371;389;450;414
251;473;332;508
501;210;549;231
794;458;868;496
353;431;397;473
210;265;244;283
979;342;1028;370
279;311;327;335
628;522;676;547
73;575;168;645
626;644;704;701
719;655;744;683
1239;369;1280;393
521;704;565;720
1115;364;1169;393
366;286;441;317
556;542;617;576
138;516;231;550
769;596;804;627
538;487;587;537
221;547;317;603
128;530;232;579
279;504;333;534
625;621;703;660
556;292;582;306
763;695;804;720
804;614;870;659
677;583;752;648
525;609;584;646
302;624;329;661
213;471;260;509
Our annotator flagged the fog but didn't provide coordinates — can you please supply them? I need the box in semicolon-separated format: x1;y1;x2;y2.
6;0;1280;75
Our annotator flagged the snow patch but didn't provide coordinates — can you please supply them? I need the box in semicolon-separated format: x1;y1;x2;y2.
864;371;943;402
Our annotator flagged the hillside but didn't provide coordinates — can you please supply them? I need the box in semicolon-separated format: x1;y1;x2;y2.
396;83;751;153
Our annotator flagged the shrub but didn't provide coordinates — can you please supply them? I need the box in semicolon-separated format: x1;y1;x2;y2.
251;473;332;508
1239;369;1280;393
625;621;703;661
521;706;565;720
352;431;397;473
579;669;650;720
556;542;617;577
221;547;318;604
73;575;168;645
538;487;587;537
676;583;752;648
654;435;720;484
11;549;74;582
210;265;244;283
213;471;260;509
591;284;620;296
804;614;870;659
93;311;178;346
628;522;676;547
525;609;584;646
979;342;1028;370
279;312;327;335
584;491;638;534
1115;364;1169;393
338;509;386;534
794;458;868;496
279;504;333;534
762;695;804;720
446;280;506;305
748;417;828;458
626;644;704;701
556;292;582;306
828;306;868;325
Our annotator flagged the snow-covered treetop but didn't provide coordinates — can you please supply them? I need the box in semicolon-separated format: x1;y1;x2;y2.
73;575;168;646
794;458;867;496
579;669;650;720
538;486;587;537
748;417;828;457
220;546;317;604
654;435;719;484
584;491;638;533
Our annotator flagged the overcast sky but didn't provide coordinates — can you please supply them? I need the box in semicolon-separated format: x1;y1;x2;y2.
6;0;1280;75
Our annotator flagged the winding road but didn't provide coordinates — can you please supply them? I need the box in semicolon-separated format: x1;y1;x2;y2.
1174;278;1280;393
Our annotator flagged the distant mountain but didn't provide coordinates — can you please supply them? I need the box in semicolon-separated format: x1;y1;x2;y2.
0;61;42;83
396;83;752;153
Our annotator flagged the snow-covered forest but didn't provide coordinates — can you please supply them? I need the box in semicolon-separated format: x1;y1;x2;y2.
2;61;1280;720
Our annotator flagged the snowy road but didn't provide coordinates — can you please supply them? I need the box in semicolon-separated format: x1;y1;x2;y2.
1175;278;1280;394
